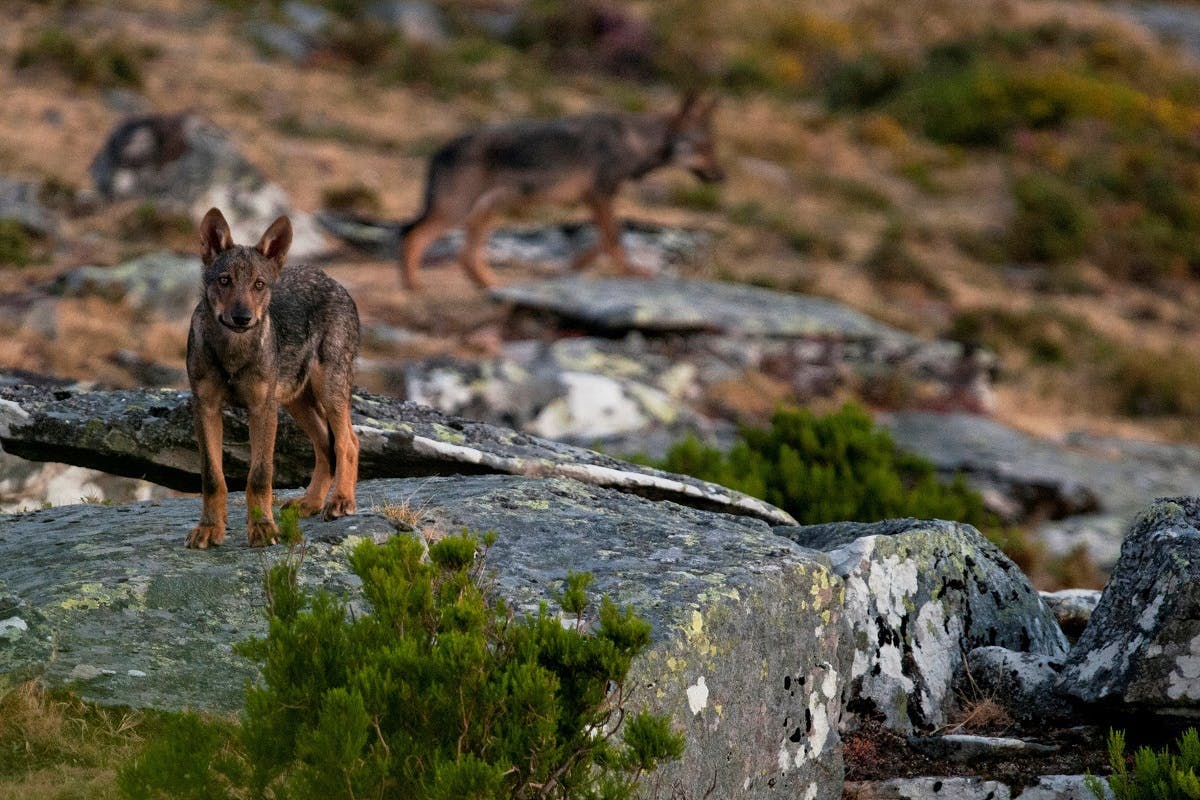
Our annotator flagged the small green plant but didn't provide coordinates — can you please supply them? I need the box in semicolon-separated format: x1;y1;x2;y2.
0;220;34;267
1007;173;1095;264
15;27;150;89
652;405;995;529
1087;728;1200;799
669;182;722;212
118;531;683;799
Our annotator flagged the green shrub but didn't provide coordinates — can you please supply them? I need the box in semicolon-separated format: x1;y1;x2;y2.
1088;728;1200;800
654;405;995;528
1007;173;1096;263
0;221;34;267
15;27;149;89
118;532;682;799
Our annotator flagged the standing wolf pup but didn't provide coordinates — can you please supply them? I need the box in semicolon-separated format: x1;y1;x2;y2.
186;208;360;548
399;92;723;290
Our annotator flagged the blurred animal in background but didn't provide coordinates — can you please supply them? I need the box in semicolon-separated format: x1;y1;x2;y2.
398;92;723;290
185;208;360;549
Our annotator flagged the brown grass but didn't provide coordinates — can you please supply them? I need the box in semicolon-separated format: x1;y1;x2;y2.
0;681;149;800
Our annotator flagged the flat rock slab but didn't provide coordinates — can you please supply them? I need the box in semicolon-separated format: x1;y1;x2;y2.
907;734;1058;763
491;276;915;339
0;379;792;525
781;519;1067;731
1059;498;1200;715
886;411;1200;525
0;474;848;800
49;252;201;316
316;212;707;274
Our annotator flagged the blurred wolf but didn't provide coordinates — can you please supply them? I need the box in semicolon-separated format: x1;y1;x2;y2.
398;92;723;290
185;208;360;549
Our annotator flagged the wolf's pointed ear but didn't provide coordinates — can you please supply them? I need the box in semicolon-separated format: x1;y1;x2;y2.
199;208;233;266
255;216;292;276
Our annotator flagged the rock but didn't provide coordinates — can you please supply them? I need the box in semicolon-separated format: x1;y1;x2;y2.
49;251;200;316
0;474;850;800
844;777;1012;800
0;445;170;513
0;176;56;237
1058;498;1200;715
250;21;318;63
1016;775;1112;800
961;647;1071;723
90;113;330;260
907;734;1058;762
845;775;1110;800
0;378;793;525
366;0;449;45
403;337;729;457
886;412;1200;569
316;212;708;275
780;519;1068;731
882;412;1101;524
1039;590;1102;641
493;276;912;338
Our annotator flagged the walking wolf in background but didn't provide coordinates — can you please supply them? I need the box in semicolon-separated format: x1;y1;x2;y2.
186;208;360;548
398;92;724;290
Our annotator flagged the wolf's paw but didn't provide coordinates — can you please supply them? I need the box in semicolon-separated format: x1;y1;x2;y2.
281;496;323;518
247;518;279;547
322;495;357;521
186;523;226;549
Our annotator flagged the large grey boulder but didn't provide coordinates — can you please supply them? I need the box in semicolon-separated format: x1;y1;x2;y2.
845;776;1108;800
1058;498;1200;714
90;112;330;259
0;474;849;800
49;252;200;316
781;519;1068;731
0;379;793;525
492;276;917;338
886;412;1200;568
404;337;729;456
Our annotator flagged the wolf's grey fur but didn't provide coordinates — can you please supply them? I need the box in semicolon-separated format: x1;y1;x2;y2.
185;208;360;548
399;93;722;289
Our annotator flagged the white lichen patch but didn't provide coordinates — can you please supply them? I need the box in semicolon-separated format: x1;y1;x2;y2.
687;676;709;715
1167;634;1200;701
1074;639;1125;686
1139;593;1165;631
911;600;965;725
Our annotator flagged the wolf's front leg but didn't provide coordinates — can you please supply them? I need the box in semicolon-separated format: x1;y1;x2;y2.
245;398;279;547
187;390;228;548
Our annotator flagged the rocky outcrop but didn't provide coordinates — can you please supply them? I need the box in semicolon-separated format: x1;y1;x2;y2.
49;252;200;316
1058;498;1200;715
962;647;1071;723
402;336;730;457
0;474;848;800
885;412;1200;569
0;379;793;525
90;112;330;259
1039;590;1101;641
845;775;1108;799
780;519;1067;731
317;211;709;275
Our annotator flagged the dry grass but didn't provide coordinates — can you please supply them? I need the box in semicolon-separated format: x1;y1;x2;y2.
943;696;1015;736
0;681;150;800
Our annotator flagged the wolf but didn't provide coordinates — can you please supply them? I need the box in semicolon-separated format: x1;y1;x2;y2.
398;92;723;290
185;208;360;548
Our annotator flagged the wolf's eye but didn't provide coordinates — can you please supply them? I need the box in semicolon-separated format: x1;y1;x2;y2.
253;279;266;290
218;275;231;286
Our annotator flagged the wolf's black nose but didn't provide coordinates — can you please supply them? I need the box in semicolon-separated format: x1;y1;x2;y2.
231;310;253;326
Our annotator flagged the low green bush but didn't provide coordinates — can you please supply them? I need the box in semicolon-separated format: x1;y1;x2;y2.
119;531;682;800
0;221;34;267
1088;728;1200;799
15;27;149;89
654;405;994;529
1007;173;1096;263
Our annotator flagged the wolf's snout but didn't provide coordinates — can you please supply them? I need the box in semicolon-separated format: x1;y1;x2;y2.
230;308;254;327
